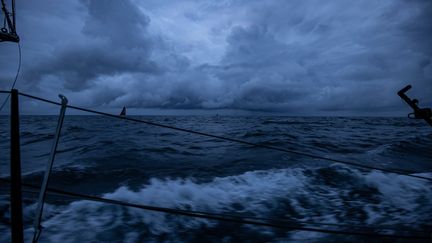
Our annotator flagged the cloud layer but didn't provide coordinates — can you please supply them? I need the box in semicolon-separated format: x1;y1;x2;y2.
1;0;431;114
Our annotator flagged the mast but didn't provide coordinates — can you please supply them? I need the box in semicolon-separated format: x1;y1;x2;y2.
12;0;15;32
0;0;19;42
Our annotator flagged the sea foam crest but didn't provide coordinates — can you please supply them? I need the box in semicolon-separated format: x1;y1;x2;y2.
16;165;432;242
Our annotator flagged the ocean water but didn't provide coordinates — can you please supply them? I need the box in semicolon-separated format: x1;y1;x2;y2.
0;115;431;242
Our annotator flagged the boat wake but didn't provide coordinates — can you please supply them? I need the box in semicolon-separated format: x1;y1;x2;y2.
2;164;429;242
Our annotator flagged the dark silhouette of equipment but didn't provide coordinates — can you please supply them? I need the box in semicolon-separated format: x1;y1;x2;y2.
120;106;126;116
1;0;19;42
397;85;432;127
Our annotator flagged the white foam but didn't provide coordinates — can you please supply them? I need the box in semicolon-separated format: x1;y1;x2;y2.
13;166;431;242
363;170;432;225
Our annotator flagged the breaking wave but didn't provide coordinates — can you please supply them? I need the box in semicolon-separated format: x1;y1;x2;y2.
7;165;430;242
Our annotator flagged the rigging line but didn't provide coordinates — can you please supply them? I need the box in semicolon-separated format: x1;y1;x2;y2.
0;180;429;234
0;179;428;239
0;42;21;112
16;91;432;182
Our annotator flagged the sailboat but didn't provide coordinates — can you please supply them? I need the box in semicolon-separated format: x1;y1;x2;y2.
120;106;126;116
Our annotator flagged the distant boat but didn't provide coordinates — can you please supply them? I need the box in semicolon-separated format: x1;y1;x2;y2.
120;106;126;116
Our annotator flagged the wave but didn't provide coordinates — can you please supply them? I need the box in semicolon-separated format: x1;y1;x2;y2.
262;120;305;125
21;134;55;146
367;133;432;158
5;165;430;242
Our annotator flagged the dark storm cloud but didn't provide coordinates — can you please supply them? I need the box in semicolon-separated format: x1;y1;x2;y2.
207;0;432;112
81;0;149;47
3;0;431;114
26;44;161;91
23;0;163;92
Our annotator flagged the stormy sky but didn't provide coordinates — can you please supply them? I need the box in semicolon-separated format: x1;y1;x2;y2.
0;0;431;115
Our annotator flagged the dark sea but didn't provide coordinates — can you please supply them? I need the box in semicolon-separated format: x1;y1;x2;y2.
0;115;431;242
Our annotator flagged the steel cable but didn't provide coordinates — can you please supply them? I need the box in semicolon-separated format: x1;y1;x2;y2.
9;90;432;182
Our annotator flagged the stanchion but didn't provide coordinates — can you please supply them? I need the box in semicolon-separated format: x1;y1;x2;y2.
32;94;68;243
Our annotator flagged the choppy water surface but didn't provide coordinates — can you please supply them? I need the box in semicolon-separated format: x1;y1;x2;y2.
0;116;431;242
